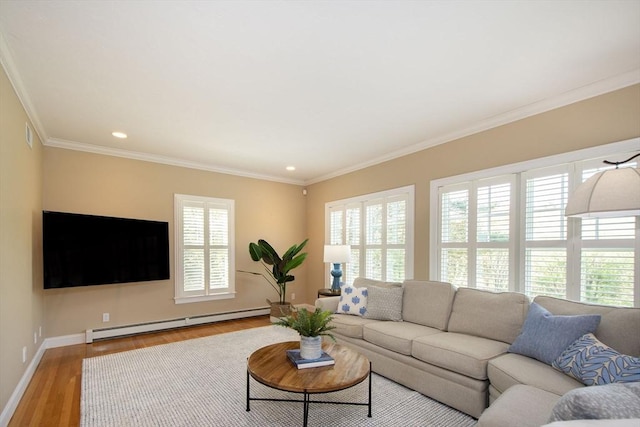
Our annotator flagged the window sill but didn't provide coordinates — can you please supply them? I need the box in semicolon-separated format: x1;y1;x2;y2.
174;292;236;305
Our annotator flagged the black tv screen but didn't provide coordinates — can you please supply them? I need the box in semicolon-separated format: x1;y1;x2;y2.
43;211;170;289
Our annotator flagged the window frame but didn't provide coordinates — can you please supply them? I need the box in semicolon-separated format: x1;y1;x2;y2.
325;185;415;285
174;193;236;304
430;138;640;307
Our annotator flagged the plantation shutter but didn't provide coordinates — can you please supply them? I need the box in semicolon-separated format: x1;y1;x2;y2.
183;204;205;292
364;200;383;280
476;180;512;292
523;167;569;299
440;186;469;287
209;207;229;289
345;205;361;283
386;196;407;282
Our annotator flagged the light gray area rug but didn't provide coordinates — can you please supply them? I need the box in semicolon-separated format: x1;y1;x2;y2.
82;325;477;427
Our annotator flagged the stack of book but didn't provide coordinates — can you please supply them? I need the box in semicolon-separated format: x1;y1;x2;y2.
286;349;335;369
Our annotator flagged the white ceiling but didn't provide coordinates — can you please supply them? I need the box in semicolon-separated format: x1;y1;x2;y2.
1;1;639;184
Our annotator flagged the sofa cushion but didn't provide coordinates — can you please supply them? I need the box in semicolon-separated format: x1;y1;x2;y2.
336;286;368;316
477;384;560;427
353;277;402;288
488;352;583;397
552;333;640;385
363;285;404;321
508;303;601;365
315;295;340;312
362;321;441;356
447;287;529;344
412;332;509;380
329;313;379;339
534;296;640;357
402;280;456;330
548;382;640;422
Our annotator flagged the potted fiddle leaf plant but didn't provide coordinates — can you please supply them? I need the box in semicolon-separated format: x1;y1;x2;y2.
276;306;335;359
245;238;308;317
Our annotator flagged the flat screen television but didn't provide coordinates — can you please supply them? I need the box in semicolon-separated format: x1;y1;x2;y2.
43;211;170;289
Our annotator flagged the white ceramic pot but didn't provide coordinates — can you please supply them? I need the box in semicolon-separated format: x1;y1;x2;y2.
299;335;322;359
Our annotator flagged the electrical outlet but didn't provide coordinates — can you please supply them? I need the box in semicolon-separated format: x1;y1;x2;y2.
22;346;27;363
39;326;42;337
291;293;295;301
102;313;110;322
34;332;37;344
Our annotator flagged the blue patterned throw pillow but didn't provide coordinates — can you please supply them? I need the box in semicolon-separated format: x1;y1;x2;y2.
552;333;640;386
336;286;368;316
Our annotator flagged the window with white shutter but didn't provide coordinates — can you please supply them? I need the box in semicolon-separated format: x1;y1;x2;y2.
175;194;235;303
439;177;514;291
431;139;639;308
326;186;414;286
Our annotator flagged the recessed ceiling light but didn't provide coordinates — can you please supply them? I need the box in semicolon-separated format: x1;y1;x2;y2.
112;131;127;139
286;166;296;171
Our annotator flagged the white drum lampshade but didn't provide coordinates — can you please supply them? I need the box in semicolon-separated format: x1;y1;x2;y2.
565;167;640;218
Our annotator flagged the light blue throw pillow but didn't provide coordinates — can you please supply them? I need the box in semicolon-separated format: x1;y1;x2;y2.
552;333;640;385
508;303;601;365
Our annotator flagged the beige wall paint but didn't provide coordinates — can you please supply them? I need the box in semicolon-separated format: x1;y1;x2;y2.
0;67;44;413
304;84;640;302
43;148;307;337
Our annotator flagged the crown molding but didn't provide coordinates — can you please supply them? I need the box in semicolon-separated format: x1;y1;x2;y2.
44;138;306;186
306;69;640;185
0;32;47;145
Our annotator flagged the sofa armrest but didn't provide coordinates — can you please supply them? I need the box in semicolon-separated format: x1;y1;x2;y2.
315;296;339;313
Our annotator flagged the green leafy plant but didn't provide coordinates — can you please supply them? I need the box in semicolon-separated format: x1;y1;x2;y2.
276;307;336;339
246;238;308;305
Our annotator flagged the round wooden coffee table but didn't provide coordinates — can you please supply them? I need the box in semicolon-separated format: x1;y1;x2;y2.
246;340;371;426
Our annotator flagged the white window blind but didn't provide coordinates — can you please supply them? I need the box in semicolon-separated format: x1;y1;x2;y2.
326;186;414;286
175;194;235;303
432;141;639;308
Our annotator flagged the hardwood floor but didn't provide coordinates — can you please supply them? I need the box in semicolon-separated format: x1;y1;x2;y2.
8;315;271;427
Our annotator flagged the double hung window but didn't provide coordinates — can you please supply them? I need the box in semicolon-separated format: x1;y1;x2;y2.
174;194;235;303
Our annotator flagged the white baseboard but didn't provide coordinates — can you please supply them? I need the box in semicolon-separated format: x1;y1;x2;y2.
0;341;46;427
46;333;87;348
0;307;269;426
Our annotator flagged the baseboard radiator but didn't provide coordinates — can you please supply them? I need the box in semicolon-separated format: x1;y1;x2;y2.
85;306;270;343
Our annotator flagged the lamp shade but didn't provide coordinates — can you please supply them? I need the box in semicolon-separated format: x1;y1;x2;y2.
323;245;351;263
565;167;640;218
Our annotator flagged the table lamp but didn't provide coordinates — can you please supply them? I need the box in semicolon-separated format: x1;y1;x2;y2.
324;245;351;291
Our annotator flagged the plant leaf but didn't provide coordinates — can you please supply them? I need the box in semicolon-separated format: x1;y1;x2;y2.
248;242;262;261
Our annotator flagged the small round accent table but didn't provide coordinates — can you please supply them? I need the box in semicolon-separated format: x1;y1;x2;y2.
246;341;371;426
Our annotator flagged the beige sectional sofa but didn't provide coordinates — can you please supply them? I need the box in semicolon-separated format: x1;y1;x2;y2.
314;278;640;423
